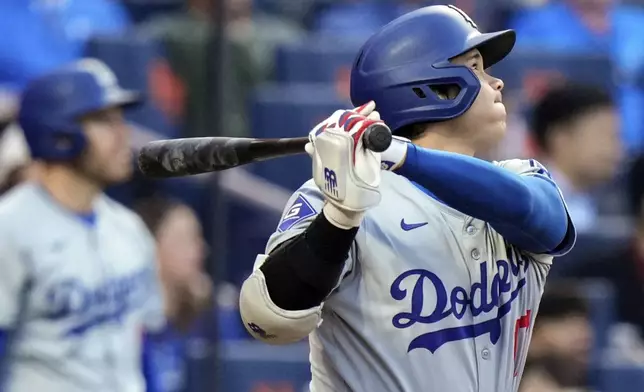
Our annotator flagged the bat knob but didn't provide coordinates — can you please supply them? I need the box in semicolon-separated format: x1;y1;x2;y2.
363;123;393;153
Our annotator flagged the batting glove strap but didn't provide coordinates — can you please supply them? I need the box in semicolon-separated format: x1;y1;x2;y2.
380;135;411;171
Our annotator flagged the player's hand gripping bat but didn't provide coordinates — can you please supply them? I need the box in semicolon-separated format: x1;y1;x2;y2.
137;124;392;178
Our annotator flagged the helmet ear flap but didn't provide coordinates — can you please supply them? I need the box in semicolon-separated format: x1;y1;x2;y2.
23;120;86;161
395;71;474;140
378;64;481;131
51;131;85;158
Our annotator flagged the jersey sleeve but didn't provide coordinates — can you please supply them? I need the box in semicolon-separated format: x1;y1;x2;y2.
493;159;577;262
0;232;30;328
261;180;355;286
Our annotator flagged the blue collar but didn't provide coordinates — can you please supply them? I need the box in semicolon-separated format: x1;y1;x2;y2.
35;183;97;227
76;212;97;226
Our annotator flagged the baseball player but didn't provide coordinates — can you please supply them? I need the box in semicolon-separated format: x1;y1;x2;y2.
0;59;167;392
239;5;576;392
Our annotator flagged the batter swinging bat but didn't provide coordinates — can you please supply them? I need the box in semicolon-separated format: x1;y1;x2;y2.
137;124;392;178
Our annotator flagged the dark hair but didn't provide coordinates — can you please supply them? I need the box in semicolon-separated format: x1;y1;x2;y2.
396;122;431;141
530;83;613;153
534;282;588;329
627;153;644;220
133;196;185;237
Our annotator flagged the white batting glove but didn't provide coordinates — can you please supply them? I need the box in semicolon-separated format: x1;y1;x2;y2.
305;101;383;229
380;135;411;171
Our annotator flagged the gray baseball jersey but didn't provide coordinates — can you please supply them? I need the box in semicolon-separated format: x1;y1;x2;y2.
265;159;575;392
0;183;165;392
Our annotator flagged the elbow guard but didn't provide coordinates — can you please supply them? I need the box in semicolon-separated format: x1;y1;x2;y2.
239;254;321;344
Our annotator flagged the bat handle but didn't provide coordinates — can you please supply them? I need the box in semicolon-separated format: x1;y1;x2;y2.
362;123;392;153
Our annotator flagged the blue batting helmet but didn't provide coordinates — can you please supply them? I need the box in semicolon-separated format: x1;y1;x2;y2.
18;58;142;161
350;5;516;132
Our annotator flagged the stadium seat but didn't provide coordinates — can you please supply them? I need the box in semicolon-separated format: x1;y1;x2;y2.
219;341;311;391
492;50;613;92
579;280;618;366
250;83;349;191
226;200;281;285
552;232;630;278
275;37;363;83
600;366;644;392
120;0;182;23
85;34;177;138
276;45;614;90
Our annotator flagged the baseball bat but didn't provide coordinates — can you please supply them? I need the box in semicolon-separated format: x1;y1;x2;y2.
137;123;392;178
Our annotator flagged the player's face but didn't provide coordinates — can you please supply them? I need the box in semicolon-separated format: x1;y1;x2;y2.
78;107;133;185
156;205;207;283
557;107;622;186
449;49;507;150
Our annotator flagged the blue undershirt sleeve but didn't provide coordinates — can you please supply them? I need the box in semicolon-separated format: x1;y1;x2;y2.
397;144;574;254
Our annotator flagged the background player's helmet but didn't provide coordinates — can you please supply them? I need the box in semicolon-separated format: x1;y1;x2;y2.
350;5;516;133
18;58;142;161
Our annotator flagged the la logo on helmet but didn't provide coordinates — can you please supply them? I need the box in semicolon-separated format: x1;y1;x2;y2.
74;59;119;90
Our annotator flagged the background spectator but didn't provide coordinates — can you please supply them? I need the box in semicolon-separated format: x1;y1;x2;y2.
510;0;644;151
520;283;593;391
558;154;644;339
528;83;623;232
135;196;213;392
140;0;304;138
135;196;213;332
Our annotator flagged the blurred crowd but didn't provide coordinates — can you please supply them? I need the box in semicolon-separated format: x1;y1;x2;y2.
2;0;644;391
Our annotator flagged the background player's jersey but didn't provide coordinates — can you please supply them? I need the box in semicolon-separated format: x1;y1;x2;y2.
0;183;166;392
265;159;576;392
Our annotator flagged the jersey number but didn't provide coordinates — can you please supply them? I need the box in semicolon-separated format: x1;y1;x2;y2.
283;203;302;220
513;310;532;376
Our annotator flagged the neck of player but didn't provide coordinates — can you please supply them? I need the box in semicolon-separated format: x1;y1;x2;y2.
39;164;101;214
412;126;476;156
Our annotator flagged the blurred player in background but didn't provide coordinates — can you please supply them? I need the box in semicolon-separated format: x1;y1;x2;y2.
240;5;575;392
134;196;213;392
519;283;592;392
0;58;200;392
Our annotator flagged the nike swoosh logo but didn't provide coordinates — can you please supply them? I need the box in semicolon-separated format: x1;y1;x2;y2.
400;219;428;231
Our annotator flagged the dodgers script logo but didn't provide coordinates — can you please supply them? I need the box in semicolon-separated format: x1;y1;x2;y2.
390;248;530;353
45;267;156;336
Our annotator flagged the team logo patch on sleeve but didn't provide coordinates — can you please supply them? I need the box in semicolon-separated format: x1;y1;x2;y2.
277;194;316;232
